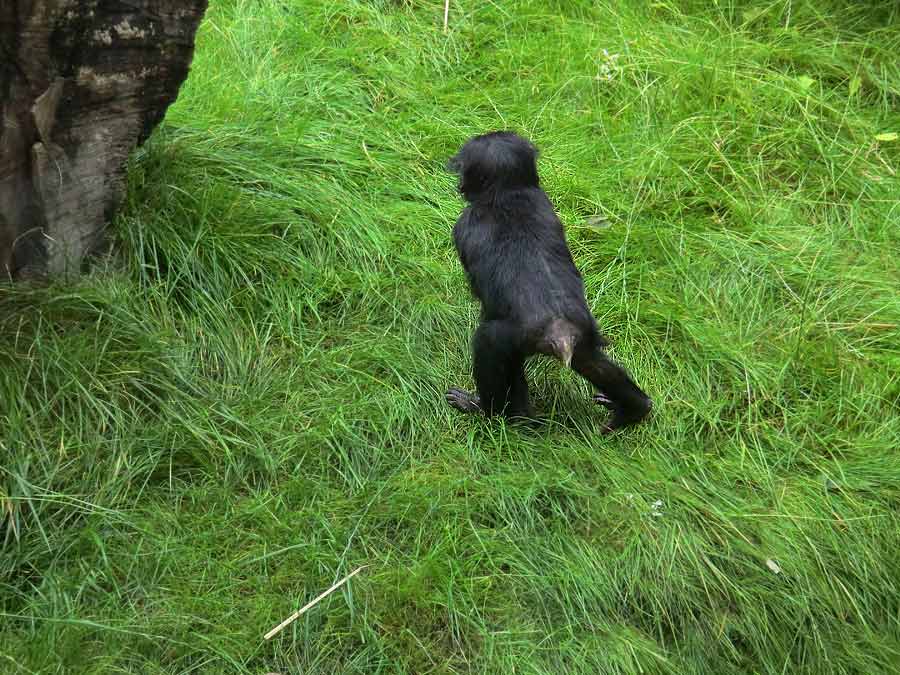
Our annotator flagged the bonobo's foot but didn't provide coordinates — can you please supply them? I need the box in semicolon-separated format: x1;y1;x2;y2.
446;387;482;414
593;394;652;433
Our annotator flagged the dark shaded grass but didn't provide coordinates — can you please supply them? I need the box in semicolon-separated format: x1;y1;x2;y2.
2;0;900;672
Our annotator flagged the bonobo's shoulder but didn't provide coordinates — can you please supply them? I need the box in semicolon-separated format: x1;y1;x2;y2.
453;208;486;254
453;206;477;228
516;189;565;232
511;187;558;218
453;208;473;236
452;208;468;232
457;206;501;232
533;188;561;213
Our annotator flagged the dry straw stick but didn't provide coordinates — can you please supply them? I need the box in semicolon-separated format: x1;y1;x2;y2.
443;0;450;32
264;565;368;640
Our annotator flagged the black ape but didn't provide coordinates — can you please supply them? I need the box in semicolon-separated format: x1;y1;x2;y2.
445;131;652;432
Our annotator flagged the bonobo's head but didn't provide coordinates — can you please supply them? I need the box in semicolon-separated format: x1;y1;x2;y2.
447;131;539;202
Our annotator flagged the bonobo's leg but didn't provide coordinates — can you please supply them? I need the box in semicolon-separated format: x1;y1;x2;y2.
446;320;531;418
571;346;652;432
506;361;532;418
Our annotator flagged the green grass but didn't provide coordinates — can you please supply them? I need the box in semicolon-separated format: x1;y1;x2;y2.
2;0;900;672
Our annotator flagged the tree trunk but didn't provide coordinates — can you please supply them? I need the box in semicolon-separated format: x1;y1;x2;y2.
0;0;208;280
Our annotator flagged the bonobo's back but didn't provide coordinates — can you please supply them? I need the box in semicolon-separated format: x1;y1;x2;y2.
453;185;597;338
447;130;599;346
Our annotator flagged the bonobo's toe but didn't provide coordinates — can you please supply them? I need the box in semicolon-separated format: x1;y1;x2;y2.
446;387;482;414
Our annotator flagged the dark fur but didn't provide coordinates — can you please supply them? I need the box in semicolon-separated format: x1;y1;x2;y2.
445;131;652;431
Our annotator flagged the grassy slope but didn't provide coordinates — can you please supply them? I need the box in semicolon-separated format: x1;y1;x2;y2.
2;0;900;672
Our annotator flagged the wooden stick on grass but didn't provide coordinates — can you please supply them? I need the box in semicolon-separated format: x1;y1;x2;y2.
443;0;450;32
264;565;367;640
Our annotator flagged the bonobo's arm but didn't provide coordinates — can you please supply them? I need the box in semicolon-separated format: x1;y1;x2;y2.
452;212;488;301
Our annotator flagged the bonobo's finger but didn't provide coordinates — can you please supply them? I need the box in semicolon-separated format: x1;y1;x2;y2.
592;392;614;409
601;412;627;434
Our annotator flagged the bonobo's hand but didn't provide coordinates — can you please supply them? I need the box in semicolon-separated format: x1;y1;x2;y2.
594;393;652;433
592;393;614;409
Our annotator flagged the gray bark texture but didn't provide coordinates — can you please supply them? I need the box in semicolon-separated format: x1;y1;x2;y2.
1;0;207;280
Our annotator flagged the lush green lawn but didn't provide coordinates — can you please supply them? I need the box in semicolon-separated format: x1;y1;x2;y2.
3;1;900;672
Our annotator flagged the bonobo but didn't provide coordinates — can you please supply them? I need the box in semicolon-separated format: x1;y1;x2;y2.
445;131;652;432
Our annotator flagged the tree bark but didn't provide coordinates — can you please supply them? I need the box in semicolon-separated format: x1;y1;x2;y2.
0;0;207;280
